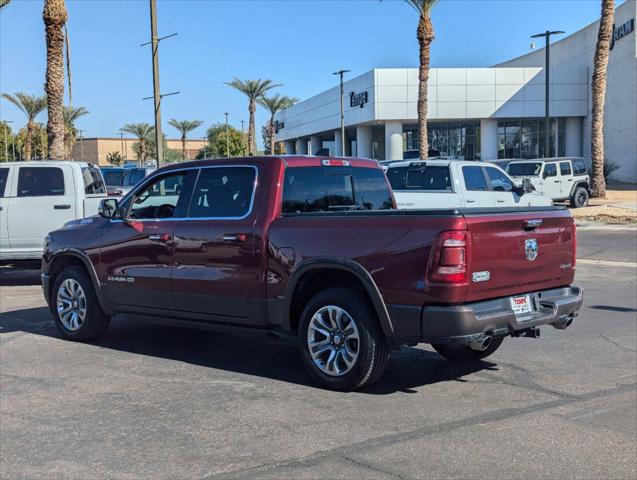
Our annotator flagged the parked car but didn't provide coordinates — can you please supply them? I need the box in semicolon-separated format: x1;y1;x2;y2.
386;159;551;209
42;156;582;391
100;166;155;196
0;161;107;261
507;158;591;208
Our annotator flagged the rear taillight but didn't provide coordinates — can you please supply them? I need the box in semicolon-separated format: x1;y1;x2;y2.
429;230;469;284
572;222;577;268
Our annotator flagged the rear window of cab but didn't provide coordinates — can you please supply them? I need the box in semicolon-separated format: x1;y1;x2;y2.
282;166;394;213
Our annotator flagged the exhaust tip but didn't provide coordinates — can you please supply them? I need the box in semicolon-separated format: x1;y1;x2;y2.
469;335;492;351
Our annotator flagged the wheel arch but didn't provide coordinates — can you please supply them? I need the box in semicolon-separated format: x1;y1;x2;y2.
283;258;394;338
47;249;108;314
570;181;591;197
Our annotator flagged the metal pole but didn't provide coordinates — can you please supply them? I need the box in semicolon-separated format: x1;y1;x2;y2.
241;120;245;156
224;112;230;158
544;31;550;157
333;70;350;156
119;132;126;160
150;0;163;165
78;130;85;162
3;123;7;161
203;136;207;159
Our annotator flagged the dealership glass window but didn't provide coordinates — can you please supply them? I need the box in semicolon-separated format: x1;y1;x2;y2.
498;118;565;159
405;123;480;160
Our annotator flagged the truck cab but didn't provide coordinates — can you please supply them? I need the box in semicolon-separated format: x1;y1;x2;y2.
0;161;106;261
386;159;551;209
507;158;591;207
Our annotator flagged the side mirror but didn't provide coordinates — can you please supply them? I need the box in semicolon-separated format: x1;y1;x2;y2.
522;177;533;194
99;198;120;219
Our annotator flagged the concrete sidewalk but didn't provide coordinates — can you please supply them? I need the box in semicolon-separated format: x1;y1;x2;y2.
570;182;637;224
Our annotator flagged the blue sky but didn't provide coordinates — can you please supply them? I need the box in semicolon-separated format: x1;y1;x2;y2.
0;0;617;146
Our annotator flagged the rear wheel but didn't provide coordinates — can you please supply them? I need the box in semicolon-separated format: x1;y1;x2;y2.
432;337;503;362
298;288;389;391
570;187;589;208
52;266;110;341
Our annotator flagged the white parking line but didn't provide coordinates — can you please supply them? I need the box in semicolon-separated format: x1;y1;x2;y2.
577;258;637;268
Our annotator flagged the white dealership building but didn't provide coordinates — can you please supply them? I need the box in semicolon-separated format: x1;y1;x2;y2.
275;0;636;182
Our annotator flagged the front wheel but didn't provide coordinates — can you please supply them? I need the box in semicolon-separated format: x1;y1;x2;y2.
570;187;589;208
52;266;110;341
298;288;389;391
432;337;503;362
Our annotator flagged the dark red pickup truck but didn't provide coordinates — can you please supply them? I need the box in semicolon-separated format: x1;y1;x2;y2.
42;156;582;390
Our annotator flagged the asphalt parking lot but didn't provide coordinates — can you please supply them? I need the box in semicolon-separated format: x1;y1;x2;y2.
1;226;636;479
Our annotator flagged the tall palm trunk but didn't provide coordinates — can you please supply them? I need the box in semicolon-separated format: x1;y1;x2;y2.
270;115;276;155
25;121;35;160
43;0;68;161
417;14;434;160
181;135;187;161
590;0;614;197
248;100;256;156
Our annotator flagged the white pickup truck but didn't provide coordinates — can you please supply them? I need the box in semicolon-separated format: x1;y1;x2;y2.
385;159;552;209
0;161;107;261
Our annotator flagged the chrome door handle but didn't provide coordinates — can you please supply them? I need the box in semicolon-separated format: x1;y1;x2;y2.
222;234;246;243
149;234;171;242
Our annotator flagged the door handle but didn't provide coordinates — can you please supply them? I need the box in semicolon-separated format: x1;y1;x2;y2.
567;179;573;182
553;180;560;183
54;204;71;210
465;199;475;203
149;234;171;242
497;199;505;203
222;234;247;243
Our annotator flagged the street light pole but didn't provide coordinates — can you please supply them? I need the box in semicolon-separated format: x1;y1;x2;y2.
333;69;350;156
203;136;207;159
119;131;126;161
77;129;86;162
224;112;230;158
531;30;564;157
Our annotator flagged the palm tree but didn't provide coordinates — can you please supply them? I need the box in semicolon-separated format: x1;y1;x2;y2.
168;119;204;161
405;0;438;159
62;105;88;159
1;93;47;160
225;78;281;155
258;94;298;155
43;0;68;160
590;0;615;197
0;1;11;9
121;123;154;164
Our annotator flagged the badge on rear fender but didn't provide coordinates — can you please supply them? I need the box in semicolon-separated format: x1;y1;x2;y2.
472;271;490;283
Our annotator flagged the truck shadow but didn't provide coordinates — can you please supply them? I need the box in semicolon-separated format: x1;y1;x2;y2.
0;262;42;287
0;307;498;395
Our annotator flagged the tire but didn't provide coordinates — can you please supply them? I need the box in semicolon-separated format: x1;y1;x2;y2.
298;288;389;391
51;266;110;342
432;336;503;362
570;186;589;208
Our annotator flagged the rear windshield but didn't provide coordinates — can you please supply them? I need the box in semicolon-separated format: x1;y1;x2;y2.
507;163;542;176
101;169;125;186
282;166;393;213
386;165;451;191
82;166;107;194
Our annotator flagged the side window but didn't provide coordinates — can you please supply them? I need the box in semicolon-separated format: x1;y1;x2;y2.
17;167;65;197
82;167;107;194
573;160;587;175
129;170;196;219
283;167;355;213
463;166;488;191
0;168;8;197
543;163;557;178
486;167;514;192
560;162;572;176
189;167;256;218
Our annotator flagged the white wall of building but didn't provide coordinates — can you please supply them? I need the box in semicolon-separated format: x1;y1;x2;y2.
498;0;637;182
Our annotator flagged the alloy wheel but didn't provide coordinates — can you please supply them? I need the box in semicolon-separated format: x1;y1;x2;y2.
307;305;360;376
56;279;87;332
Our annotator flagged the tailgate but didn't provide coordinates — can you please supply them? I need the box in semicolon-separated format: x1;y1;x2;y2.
465;209;575;302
